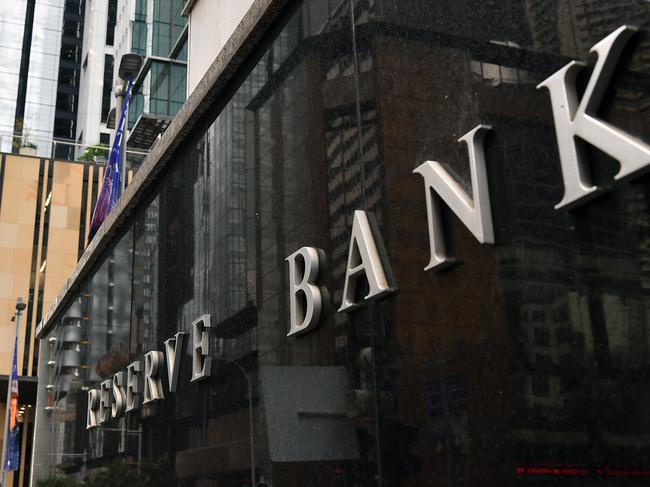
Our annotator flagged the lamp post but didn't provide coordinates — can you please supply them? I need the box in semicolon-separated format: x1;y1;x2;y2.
216;357;255;487
114;53;143;192
1;297;27;487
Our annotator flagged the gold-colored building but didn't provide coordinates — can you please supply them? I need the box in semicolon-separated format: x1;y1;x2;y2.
0;152;104;486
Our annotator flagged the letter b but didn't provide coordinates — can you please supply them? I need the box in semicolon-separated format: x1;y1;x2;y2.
286;247;324;336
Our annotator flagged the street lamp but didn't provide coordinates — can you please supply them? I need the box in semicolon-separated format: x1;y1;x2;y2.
1;298;27;487
114;53;143;192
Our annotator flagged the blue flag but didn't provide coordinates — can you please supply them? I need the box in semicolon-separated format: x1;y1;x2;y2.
88;78;134;242
3;337;19;472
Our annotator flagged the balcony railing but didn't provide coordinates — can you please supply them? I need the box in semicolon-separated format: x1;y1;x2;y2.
0;132;149;171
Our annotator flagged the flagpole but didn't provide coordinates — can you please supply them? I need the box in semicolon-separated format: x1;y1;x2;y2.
1;298;24;487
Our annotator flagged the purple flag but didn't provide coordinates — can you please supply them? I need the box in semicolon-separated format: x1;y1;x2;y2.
88;78;134;243
3;337;19;471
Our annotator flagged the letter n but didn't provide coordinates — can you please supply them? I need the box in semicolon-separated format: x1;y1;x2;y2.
413;124;494;271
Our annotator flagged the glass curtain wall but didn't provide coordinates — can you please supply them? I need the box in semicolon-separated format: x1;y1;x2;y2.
0;0;27;152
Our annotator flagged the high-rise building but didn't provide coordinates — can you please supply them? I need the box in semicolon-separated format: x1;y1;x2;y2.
76;0;117;153
0;0;84;160
75;0;188;162
119;0;188;152
0;152;104;487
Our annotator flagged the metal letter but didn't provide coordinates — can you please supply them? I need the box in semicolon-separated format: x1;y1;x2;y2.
192;314;212;382
537;25;650;209
111;371;126;419
126;360;142;412
98;379;111;425
286;247;323;336
86;389;100;429
338;210;396;312
164;332;187;392
413;124;494;271
143;351;165;404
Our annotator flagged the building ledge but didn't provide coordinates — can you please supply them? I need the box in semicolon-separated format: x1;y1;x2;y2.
181;0;198;17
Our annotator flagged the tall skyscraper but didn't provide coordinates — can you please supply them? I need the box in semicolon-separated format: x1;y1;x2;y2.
118;0;188;152
0;152;104;487
76;0;117;153
0;0;84;159
76;0;188;157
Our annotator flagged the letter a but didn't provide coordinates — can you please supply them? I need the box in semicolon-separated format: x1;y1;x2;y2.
413;124;494;272
338;210;396;312
537;25;650;210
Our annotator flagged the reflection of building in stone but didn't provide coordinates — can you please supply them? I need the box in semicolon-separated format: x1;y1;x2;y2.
131;198;160;354
479;1;650;474
243;3;373;482
526;0;650;113
33;226;134;482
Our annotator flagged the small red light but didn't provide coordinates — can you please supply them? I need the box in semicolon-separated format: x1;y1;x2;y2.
517;465;650;478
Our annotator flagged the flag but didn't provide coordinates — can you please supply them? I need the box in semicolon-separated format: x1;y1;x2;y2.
88;78;134;242
3;337;19;472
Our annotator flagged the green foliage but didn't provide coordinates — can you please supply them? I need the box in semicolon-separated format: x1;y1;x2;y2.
12;117;38;151
35;458;177;487
35;475;78;487
85;457;177;487
84;459;139;487
138;457;177;487
79;144;109;162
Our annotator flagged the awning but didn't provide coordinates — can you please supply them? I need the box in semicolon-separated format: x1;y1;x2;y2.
127;113;173;150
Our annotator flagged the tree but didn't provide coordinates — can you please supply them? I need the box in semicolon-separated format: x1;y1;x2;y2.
79;144;109;162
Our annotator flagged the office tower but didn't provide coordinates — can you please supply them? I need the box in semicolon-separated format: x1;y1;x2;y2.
0;0;84;159
0;152;104;487
113;0;187;152
76;0;117;153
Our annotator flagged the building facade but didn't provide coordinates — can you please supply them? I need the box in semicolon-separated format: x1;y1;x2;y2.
117;0;189;151
76;0;117;152
0;152;104;487
31;0;650;486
